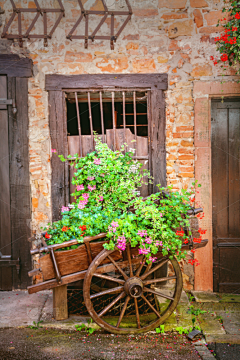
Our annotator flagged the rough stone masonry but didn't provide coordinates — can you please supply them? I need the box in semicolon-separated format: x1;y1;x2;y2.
0;0;238;289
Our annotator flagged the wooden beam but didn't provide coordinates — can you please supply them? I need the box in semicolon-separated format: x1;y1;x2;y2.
53;285;68;320
45;74;168;91
0;55;33;77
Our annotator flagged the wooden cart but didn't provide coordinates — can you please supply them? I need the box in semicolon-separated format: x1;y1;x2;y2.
28;207;208;335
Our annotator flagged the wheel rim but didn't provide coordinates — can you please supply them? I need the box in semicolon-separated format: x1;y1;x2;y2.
83;245;183;334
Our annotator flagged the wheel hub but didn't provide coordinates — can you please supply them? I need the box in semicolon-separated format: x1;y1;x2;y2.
124;277;143;298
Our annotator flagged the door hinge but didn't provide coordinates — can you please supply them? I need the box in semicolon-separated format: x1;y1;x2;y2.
0;98;17;114
0;252;20;274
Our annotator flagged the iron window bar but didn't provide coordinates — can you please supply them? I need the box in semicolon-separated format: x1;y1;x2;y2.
68;89;150;161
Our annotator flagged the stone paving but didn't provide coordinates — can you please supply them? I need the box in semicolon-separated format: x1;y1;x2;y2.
1;290;240;359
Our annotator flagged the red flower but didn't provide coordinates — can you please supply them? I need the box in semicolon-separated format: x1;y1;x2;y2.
176;229;184;237
79;225;87;231
232;26;238;31
62;226;69;232
45;233;50;239
183;239;189;244
235;13;240;19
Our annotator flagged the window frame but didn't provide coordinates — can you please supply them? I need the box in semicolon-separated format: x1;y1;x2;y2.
46;73;168;221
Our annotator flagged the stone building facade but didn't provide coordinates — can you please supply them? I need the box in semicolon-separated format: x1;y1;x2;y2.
0;0;239;291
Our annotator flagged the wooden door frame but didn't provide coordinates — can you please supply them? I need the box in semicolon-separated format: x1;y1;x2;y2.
0;54;33;289
46;73;168;221
193;80;240;292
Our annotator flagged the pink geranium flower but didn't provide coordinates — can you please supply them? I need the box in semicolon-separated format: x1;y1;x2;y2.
94;158;101;165
77;184;84;191
99;196;103;202
88;185;96;192
51;149;57;153
61;206;69;213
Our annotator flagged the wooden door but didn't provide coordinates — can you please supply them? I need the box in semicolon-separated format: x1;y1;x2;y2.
212;99;240;293
0;76;32;290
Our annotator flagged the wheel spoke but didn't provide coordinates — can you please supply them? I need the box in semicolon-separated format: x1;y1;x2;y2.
116;295;130;328
135;257;146;277
134;297;141;329
93;273;125;285
143;287;174;301
126;244;133;277
107;255;129;281
141;294;161;318
143;276;177;286
141;258;169;280
90;286;124;299
98;291;126;317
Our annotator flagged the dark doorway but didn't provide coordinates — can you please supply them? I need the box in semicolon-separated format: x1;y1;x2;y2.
212;99;240;293
0;55;32;290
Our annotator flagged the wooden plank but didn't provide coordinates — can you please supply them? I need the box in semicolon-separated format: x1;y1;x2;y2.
151;90;166;192
8;77;31;289
0;76;12;290
0;55;33;77
49;91;68;221
40;241;122;281
0;75;7;109
53;285;68;320
45;74;168;91
228;108;240;237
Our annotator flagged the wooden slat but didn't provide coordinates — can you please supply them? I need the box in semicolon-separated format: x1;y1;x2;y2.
45;74;168;91
0;76;12;290
151;89;166;191
49;91;68;221
75;92;82;157
133;91;137;155
40;242;122;281
8;77;31;289
0;55;33;77
88;92;94;148
99;91;105;142
228;108;240;237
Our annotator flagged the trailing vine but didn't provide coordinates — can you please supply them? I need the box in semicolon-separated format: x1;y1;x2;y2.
212;1;240;74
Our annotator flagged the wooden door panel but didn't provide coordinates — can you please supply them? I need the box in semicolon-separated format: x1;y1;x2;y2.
212;99;240;293
0;75;12;290
8;77;32;289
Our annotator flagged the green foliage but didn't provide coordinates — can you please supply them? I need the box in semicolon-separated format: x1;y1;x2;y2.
155;324;165;334
75;319;96;334
28;320;43;329
44;137;198;261
175;326;189;335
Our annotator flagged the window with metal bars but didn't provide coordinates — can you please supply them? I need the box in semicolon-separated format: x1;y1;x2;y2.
66;89;151;199
47;73;167;221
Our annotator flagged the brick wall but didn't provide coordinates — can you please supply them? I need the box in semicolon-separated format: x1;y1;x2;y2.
0;0;238;289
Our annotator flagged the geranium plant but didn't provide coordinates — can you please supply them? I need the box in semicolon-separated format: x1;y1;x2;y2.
212;1;240;73
44;137;202;263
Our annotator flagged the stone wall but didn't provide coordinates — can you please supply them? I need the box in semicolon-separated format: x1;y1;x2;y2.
0;0;238;289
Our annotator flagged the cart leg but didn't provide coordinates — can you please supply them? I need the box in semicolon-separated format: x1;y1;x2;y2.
53;285;68;320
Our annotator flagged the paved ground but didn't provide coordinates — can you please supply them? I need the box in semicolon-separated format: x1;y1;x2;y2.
0;290;240;360
0;327;202;360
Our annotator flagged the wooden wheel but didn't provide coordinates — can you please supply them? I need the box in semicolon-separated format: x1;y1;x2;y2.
83;245;183;334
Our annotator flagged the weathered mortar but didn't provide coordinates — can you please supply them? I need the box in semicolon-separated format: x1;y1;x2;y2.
0;0;238;289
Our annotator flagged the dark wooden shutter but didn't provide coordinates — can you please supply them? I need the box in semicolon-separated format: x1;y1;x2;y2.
151;89;166;191
49;91;69;221
0;75;12;290
212;99;240;293
8;77;32;289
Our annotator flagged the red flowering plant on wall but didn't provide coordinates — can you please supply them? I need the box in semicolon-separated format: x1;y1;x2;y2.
212;1;240;74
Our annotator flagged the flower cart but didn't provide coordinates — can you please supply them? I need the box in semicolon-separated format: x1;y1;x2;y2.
27;138;208;334
27;205;208;335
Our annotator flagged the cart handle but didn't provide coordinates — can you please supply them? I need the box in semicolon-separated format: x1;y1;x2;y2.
30;232;107;255
187;207;203;216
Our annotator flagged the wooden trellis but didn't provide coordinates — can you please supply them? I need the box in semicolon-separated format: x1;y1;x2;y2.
66;0;132;50
1;0;65;47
